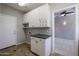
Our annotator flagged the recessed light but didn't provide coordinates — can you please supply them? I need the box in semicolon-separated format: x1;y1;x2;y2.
62;21;67;26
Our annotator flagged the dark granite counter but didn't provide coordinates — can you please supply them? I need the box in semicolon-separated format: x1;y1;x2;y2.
31;34;51;39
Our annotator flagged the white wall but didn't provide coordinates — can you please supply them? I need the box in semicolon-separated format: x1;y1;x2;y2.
49;3;76;11
24;28;52;43
0;4;26;44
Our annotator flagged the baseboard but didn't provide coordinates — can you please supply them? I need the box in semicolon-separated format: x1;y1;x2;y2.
26;41;30;45
16;41;26;45
51;52;63;56
16;41;30;45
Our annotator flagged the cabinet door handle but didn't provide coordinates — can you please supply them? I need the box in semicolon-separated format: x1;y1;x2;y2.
40;40;42;41
36;41;38;43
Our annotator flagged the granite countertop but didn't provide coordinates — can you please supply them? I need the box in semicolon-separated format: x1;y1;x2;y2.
31;34;51;39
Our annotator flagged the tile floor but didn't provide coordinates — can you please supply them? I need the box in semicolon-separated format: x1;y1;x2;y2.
0;43;35;56
0;43;62;56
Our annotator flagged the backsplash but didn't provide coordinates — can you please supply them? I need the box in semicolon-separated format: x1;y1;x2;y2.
24;28;52;42
28;28;52;35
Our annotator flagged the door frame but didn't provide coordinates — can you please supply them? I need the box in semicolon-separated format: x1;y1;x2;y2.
52;5;78;55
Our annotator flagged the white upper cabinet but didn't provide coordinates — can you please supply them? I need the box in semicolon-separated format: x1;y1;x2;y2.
23;13;28;23
23;4;51;27
31;7;40;27
38;4;51;27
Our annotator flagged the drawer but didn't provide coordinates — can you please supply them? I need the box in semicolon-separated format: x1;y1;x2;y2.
31;37;35;40
36;38;45;43
31;37;45;43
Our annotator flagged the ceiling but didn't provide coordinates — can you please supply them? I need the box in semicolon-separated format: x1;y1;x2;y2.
4;3;45;13
3;3;76;13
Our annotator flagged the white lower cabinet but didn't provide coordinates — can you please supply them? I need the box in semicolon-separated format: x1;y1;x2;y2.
31;37;51;56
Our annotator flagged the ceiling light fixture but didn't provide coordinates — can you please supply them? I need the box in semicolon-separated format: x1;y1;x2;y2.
60;14;66;16
18;3;26;6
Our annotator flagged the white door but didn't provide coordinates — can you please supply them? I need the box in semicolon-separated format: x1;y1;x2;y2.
0;14;17;49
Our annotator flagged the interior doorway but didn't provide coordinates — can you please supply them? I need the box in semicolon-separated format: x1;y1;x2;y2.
52;5;78;56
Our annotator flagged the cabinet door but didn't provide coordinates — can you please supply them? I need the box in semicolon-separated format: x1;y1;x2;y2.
23;14;29;23
27;9;39;27
31;37;45;55
32;8;40;27
23;12;32;27
23;11;34;27
37;39;45;55
31;37;37;53
23;14;26;23
38;4;51;27
28;12;33;27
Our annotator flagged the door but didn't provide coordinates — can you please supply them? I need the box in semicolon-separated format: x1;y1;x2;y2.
53;5;78;56
0;14;17;49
